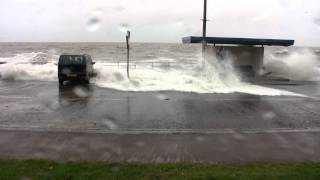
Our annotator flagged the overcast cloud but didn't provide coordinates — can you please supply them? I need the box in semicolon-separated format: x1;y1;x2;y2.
0;0;320;46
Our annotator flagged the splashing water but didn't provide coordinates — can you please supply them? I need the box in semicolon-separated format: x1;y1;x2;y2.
93;50;304;96
265;49;320;81
0;51;307;97
73;86;90;98
119;23;131;33
262;111;276;120
314;18;320;26
86;17;100;32
0;52;57;81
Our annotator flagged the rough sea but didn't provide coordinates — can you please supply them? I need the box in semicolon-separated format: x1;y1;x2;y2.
0;42;319;96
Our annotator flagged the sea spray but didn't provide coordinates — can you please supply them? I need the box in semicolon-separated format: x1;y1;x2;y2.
0;52;58;81
0;51;306;96
94;49;304;96
264;49;320;81
201;48;242;88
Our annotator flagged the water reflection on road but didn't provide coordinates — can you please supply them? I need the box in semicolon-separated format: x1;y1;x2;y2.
0;80;320;132
58;82;93;106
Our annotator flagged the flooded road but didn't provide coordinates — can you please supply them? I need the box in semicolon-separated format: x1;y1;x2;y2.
0;80;320;132
1;80;320;163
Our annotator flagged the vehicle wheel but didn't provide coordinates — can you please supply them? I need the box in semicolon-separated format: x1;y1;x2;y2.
59;79;64;85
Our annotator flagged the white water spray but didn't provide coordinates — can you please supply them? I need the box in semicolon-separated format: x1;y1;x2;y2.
264;49;320;81
0;51;307;96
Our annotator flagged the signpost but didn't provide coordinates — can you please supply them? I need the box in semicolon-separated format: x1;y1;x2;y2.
126;30;131;79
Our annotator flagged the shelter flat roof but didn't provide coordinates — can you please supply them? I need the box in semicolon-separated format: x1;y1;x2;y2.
182;36;294;46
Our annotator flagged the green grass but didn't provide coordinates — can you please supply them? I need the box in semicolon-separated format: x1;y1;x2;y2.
0;159;319;180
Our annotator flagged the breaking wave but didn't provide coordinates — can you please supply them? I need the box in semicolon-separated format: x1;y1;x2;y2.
264;49;320;81
0;51;307;96
0;52;58;81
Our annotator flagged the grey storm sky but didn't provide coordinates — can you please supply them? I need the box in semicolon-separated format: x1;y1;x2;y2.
1;0;320;46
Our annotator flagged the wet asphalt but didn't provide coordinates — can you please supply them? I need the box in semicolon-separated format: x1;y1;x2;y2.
1;80;320;163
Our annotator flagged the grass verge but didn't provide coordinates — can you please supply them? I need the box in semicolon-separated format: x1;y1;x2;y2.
0;159;319;179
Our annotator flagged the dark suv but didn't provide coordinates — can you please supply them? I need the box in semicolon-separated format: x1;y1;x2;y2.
58;54;95;84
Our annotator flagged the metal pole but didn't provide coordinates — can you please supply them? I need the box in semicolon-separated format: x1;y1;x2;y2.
126;30;130;79
202;0;207;68
202;0;207;62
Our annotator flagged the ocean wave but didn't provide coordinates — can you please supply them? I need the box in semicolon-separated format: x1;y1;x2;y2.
265;49;320;81
0;52;306;96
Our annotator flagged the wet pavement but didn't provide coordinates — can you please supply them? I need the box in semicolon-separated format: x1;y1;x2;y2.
1;80;320;132
0;129;320;163
1;80;320;163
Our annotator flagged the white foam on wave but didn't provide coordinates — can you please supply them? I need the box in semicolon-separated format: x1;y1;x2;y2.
0;52;58;81
265;49;320;81
94;64;303;96
0;52;305;97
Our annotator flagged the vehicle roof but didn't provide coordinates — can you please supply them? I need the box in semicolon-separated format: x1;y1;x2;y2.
60;54;91;57
59;54;92;61
58;54;92;64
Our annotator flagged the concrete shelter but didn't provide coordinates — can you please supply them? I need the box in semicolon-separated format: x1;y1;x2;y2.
182;36;295;78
